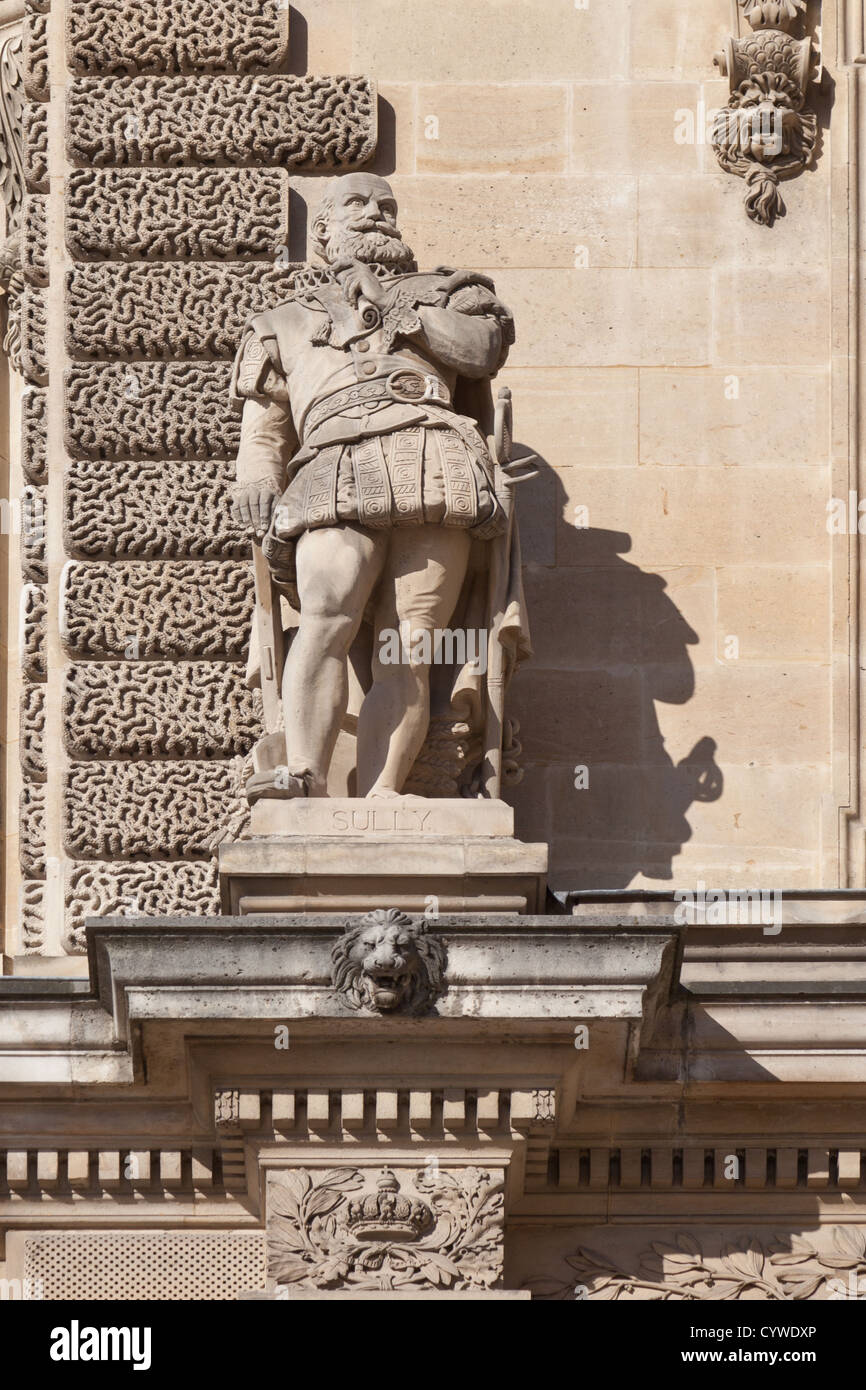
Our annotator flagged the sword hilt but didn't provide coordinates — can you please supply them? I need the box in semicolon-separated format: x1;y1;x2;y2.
494;386;513;467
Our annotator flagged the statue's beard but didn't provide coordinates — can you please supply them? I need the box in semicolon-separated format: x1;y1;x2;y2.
325;226;417;271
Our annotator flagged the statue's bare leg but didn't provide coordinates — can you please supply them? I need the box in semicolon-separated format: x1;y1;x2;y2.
358;524;471;797
276;524;387;796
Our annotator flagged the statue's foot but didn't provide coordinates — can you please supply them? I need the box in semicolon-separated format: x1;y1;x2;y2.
366;787;428;803
245;766;313;804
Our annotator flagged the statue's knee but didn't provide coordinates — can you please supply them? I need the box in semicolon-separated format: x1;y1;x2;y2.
373;622;436;678
301;611;356;656
371;655;430;690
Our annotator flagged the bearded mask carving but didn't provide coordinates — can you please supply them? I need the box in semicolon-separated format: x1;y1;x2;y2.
712;2;817;226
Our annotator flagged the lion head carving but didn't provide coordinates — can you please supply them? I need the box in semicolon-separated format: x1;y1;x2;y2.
331;909;447;1016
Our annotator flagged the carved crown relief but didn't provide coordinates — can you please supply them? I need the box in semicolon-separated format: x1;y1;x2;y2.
712;0;818;225
331;909;448;1016
267;1166;504;1293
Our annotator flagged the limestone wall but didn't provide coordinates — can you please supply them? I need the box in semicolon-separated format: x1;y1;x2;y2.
348;0;845;897
0;0;858;964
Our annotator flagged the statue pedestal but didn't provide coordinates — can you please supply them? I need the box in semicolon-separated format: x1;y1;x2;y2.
218;797;548;914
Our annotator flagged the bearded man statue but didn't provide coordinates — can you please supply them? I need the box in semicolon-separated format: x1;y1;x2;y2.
230;172;530;804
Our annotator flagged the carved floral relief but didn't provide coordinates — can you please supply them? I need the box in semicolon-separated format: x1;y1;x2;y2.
530;1228;866;1301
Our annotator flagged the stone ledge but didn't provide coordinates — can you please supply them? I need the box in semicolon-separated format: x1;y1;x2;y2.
82;916;679;1045
565;888;866;926
219;831;549;914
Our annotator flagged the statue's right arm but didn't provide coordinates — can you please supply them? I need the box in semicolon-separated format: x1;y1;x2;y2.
230;323;298;537
233;397;297;535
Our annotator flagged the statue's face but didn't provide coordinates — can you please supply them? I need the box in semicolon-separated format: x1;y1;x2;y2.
320;174;416;270
330;174;399;238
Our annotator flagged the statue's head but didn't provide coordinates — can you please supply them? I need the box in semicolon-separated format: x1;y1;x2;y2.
310;173;417;271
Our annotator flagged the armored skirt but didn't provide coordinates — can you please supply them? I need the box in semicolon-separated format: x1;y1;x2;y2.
269;424;505;543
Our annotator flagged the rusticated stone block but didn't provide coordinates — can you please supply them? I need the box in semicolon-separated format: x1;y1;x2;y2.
21;484;46;583
21;286;47;383
22;196;47;284
21;880;45;954
63;663;262;759
20;683;45;781
20;782;45;876
22;387;47;484
22;553;47;587
23;8;48;101
21;583;46;682
61;561;254;660
66;263;299;360
65;362;237;459
66;168;288;261
64;860;220;953
64;761;238;858
22;546;47;585
67;75;376;168
64;457;246;559
66;0;290;76
23;103;48;192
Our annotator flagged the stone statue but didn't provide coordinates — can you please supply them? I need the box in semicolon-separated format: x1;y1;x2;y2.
231;172;532;803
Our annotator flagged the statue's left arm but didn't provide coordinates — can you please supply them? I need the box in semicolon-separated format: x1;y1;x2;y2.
336;264;514;380
410;309;501;378
408;281;514;379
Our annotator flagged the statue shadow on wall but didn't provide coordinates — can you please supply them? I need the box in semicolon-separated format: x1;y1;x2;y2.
510;451;723;890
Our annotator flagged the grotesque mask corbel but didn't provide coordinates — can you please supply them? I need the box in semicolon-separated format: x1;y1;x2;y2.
712;0;818;225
